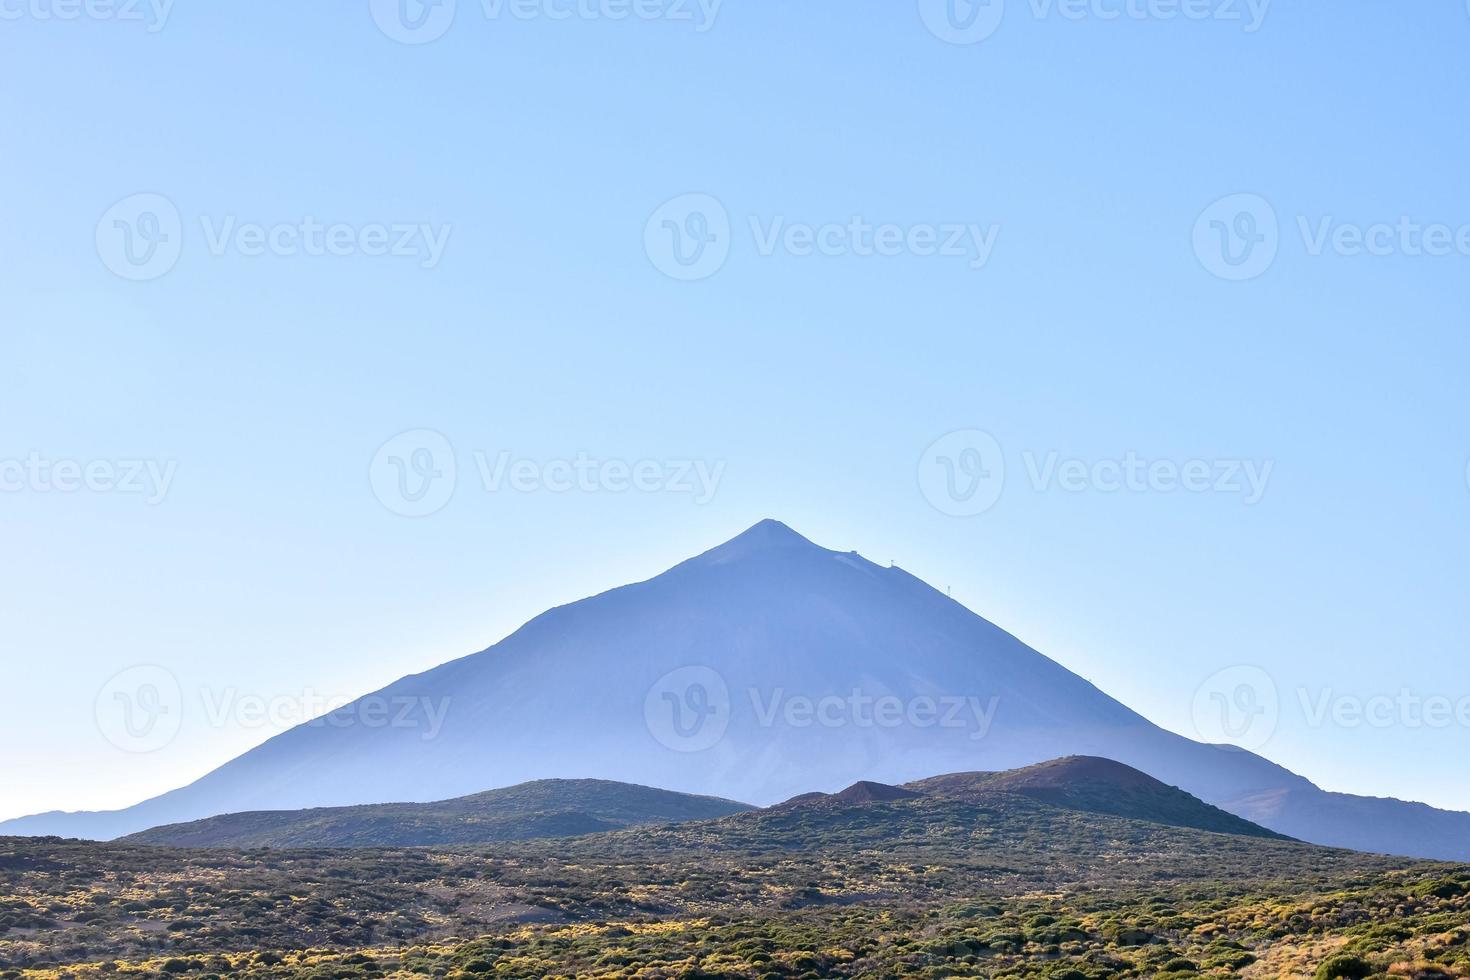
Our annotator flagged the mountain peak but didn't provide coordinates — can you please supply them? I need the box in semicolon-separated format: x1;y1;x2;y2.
832;780;922;804
773;780;922;810
995;756;1163;790
694;519;824;564
734;519;813;546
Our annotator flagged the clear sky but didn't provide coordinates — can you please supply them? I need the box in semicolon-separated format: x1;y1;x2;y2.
3;2;1469;822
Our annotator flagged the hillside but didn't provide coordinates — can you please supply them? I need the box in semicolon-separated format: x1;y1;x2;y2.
121;779;751;848
5;784;1467;980
123;759;1273;849
10;520;1470;860
906;756;1288;840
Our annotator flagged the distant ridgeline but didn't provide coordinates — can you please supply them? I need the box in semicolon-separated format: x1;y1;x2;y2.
9;520;1470;860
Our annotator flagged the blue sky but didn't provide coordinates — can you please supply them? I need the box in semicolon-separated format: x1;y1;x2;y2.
3;1;1469;821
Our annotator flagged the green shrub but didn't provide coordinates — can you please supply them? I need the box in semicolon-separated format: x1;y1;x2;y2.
1419;878;1469;900
1314;954;1373;980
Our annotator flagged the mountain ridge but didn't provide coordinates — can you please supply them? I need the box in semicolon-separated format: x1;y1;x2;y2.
118;778;752;848
7;519;1470;860
904;756;1289;840
119;757;1283;849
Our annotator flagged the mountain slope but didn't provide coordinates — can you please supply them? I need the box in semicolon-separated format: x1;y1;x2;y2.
905;756;1287;839
4;776;1436;979
8;519;1470;860
123;757;1278;848
119;779;752;848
